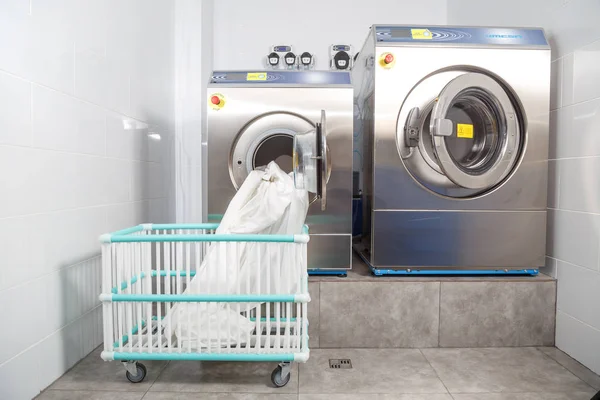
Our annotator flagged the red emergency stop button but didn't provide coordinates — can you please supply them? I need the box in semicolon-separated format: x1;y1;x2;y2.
209;93;225;109
379;52;396;68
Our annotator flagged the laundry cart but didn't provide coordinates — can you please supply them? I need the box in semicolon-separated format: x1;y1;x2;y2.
99;223;310;387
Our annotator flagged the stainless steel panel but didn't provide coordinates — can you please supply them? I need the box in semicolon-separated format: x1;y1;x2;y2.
354;26;551;270
352;31;376;245
206;86;353;235
371;210;547;269
372;46;550;211
307;234;351;270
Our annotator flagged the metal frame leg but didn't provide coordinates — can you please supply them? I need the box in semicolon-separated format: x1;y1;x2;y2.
122;360;138;375
279;361;292;379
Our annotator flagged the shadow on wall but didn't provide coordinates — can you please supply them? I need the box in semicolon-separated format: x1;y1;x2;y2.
39;256;103;396
5;257;104;398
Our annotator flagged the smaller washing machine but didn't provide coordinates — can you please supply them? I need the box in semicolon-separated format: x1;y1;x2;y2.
206;70;354;273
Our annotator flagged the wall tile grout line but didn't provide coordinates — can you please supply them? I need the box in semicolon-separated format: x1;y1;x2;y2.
0;142;167;164
550;256;600;274
0;254;102;295
0;197;168;223
547;207;600;216
548;154;600;162
549;92;600;112
29;82;34;147
0;67;164;130
72;41;76;97
556;310;600;334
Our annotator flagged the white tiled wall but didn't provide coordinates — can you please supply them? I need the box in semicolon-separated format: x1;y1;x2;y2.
0;1;175;398
448;0;600;375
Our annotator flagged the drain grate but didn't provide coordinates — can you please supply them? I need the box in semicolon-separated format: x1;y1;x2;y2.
329;359;352;369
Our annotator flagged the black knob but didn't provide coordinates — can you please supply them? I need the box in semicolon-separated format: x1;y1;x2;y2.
334;51;350;70
284;52;296;66
300;52;313;66
267;52;280;66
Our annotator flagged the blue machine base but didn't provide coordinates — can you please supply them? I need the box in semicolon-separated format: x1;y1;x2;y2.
355;248;538;276
308;269;347;277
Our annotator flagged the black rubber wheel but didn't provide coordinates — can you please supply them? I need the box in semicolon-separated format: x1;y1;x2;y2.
125;363;147;383
271;365;291;388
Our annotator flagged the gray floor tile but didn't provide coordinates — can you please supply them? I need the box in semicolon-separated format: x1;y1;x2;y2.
308;282;319;348
149;360;298;393
36;390;143;400
144;393;297;399
538;346;600;390
421;348;592;393
439;281;556;347
299;348;447;394
49;347;167;392
319;282;440;348
300;395;452;400
452;392;596;400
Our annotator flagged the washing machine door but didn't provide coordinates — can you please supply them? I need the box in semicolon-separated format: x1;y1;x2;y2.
230;112;314;189
427;72;521;191
293;110;328;210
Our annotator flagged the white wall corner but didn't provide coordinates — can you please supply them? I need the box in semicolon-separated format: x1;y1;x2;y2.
174;0;214;223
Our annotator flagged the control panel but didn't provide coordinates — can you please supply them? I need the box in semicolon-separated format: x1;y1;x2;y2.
284;52;297;69
299;52;314;70
266;45;293;69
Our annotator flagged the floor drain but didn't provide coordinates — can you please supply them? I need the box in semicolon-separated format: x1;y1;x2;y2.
329;359;352;369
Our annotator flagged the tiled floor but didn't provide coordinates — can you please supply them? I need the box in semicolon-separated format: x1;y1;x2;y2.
37;346;600;400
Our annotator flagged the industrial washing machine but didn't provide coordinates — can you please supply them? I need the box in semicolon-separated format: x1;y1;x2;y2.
353;25;550;275
206;70;353;274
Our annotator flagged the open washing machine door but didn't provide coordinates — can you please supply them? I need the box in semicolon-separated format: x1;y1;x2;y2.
399;71;522;197
229;110;330;210
293;110;328;210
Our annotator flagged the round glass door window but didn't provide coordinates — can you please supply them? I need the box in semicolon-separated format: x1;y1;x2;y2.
441;88;505;175
229;113;314;190
229;111;331;203
252;134;294;173
398;70;523;198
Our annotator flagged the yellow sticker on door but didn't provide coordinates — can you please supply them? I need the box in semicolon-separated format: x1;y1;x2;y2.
457;123;474;139
247;72;267;81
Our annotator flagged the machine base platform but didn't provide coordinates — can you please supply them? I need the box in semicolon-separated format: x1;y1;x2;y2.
353;245;539;277
308;269;347;277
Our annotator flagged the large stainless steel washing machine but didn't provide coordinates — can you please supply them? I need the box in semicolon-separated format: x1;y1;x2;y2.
353;25;550;273
206;70;353;273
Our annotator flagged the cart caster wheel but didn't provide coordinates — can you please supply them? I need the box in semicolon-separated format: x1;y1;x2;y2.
271;365;291;388
126;363;147;383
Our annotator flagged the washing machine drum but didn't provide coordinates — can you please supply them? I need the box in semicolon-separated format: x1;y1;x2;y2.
398;71;523;198
230;111;329;210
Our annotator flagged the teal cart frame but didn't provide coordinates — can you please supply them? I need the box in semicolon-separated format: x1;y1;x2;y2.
99;223;311;387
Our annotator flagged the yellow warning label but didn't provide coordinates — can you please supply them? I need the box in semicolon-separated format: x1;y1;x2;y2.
411;29;432;40
457;123;474;139
247;72;267;81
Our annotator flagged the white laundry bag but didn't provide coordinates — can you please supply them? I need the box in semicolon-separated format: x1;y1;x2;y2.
164;161;309;349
